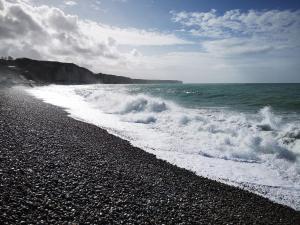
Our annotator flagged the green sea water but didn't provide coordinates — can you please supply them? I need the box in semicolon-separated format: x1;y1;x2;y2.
127;83;300;115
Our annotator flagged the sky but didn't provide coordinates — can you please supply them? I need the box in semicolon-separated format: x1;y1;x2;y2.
0;0;300;83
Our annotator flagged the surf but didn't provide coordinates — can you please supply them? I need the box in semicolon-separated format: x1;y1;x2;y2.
27;83;300;210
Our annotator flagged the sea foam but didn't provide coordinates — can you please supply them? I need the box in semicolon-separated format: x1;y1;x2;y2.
28;84;300;210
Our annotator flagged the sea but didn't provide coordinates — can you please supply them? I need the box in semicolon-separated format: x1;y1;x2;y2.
27;83;300;210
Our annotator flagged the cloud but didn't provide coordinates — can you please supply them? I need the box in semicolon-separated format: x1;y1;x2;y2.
79;21;190;46
112;0;128;2
171;9;300;56
171;9;300;39
0;0;188;72
202;38;275;56
64;1;77;6
110;51;300;83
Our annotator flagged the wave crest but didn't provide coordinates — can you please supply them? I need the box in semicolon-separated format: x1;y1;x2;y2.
119;97;167;114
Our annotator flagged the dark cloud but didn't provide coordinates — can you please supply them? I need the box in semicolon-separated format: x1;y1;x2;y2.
0;0;4;10
47;8;78;32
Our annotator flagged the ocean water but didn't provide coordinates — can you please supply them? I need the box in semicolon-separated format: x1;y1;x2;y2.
27;83;300;210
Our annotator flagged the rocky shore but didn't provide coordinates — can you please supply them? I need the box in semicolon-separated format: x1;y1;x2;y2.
0;87;299;224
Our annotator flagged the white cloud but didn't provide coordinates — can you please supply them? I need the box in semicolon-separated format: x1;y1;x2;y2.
171;9;300;39
202;38;275;56
171;9;300;56
129;52;239;82
0;0;188;73
78;20;190;46
112;0;127;2
64;1;77;6
110;51;300;83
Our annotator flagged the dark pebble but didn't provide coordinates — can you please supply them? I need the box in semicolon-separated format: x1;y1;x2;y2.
0;87;299;225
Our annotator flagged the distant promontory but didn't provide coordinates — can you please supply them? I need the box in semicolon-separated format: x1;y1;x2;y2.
0;58;182;85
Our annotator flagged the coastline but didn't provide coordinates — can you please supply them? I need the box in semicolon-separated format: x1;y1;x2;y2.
0;86;299;224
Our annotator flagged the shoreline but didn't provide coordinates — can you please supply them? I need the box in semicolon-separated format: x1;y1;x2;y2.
0;86;299;224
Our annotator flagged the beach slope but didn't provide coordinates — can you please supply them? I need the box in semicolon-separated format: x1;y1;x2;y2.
0;87;299;224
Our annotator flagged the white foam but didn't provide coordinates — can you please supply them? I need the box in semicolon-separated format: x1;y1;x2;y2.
27;84;300;210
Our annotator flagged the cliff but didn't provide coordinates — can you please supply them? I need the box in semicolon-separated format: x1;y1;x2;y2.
0;58;182;85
